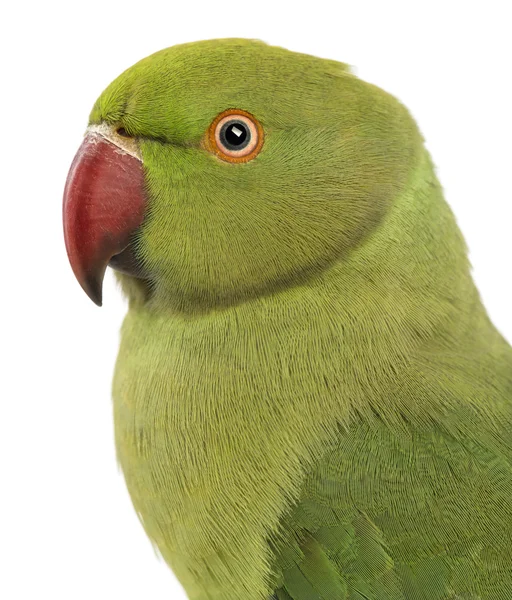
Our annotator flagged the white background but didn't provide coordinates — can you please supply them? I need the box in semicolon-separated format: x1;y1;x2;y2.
1;1;511;599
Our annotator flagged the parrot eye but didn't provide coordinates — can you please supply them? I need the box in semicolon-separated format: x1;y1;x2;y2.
206;109;264;163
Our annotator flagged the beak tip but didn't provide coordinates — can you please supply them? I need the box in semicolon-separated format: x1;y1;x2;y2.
83;277;103;307
69;263;104;306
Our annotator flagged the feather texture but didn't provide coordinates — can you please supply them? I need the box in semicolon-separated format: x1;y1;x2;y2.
79;39;512;598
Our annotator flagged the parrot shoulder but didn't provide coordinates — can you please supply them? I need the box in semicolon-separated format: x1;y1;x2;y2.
269;409;512;600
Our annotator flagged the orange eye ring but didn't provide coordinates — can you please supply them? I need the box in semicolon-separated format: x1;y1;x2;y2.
205;109;264;163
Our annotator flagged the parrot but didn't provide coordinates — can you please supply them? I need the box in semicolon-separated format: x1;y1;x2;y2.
62;38;512;600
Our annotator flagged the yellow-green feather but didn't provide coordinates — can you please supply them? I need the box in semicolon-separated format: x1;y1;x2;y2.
85;39;512;599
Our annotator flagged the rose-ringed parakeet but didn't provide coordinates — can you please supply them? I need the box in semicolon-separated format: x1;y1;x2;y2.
63;39;512;600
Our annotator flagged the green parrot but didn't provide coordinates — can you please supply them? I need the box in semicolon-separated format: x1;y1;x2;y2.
63;39;512;600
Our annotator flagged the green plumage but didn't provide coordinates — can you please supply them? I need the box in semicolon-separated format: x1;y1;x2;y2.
88;39;512;599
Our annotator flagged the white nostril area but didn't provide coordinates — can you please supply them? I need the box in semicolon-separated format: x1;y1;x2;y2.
85;123;143;162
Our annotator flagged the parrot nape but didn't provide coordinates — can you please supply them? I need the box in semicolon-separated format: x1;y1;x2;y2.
63;39;512;600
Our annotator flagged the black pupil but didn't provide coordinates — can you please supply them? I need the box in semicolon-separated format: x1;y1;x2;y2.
221;121;250;149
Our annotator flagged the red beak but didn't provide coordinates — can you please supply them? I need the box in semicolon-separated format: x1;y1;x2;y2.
63;131;146;306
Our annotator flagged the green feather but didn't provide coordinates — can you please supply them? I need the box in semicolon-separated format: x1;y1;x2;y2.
78;39;512;598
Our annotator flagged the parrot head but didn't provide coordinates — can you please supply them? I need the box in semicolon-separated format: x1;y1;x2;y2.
63;38;421;310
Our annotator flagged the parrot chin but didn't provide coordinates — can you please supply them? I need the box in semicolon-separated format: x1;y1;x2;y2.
62;124;147;306
108;245;145;277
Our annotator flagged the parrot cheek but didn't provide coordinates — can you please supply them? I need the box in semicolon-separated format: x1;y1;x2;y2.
62;129;147;306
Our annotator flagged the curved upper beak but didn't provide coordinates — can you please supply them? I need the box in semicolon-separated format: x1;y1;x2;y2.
62;124;146;306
